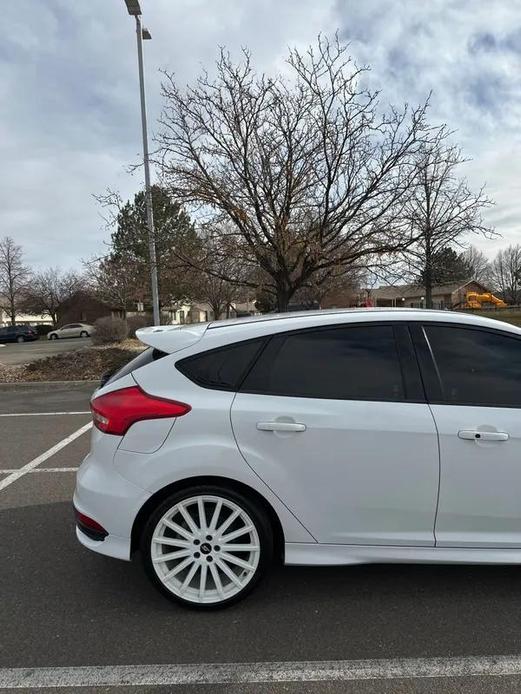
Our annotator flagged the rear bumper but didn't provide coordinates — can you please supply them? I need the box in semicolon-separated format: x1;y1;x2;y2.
75;526;133;561
74;450;151;561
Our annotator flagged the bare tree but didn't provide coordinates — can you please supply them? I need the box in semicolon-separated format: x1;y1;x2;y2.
157;36;434;311
187;230;257;318
84;255;141;318
296;263;366;308
22;268;83;327
461;245;492;285
197;274;237;319
490;245;521;304
0;236;31;325
402;127;494;307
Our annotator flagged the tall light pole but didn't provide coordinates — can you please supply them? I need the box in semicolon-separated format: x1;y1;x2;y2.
124;0;160;325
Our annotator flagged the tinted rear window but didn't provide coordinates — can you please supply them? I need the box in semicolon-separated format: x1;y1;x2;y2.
241;325;405;401
176;338;266;391
105;347;167;386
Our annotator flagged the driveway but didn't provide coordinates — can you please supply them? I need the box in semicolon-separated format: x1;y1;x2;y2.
0;337;92;366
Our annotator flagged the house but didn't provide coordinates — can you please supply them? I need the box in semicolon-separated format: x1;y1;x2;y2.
368;280;491;310
165;298;258;324
56;291;120;326
56;290;259;329
0;306;50;327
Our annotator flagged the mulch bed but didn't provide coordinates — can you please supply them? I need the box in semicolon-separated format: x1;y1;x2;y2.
0;341;144;383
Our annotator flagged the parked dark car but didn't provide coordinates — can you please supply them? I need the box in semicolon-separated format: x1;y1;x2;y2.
0;325;39;343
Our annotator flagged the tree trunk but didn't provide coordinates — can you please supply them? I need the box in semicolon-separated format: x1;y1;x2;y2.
209;301;223;321
276;285;293;312
9;297;16;326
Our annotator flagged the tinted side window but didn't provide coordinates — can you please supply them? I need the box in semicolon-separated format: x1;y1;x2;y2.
176;338;266;391
425;325;521;407
241;325;404;401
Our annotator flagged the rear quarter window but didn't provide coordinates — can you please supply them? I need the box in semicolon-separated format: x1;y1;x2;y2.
176;338;266;391
104;347;167;386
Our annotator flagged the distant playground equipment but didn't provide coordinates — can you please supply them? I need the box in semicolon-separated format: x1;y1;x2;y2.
464;291;507;309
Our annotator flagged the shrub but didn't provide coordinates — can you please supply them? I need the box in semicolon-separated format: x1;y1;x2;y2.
91;316;128;345
126;313;153;339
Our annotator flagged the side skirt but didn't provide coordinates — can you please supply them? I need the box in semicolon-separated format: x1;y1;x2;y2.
285;542;521;566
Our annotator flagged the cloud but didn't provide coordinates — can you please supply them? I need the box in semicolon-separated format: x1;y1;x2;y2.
335;0;521;255
0;0;337;269
1;0;520;270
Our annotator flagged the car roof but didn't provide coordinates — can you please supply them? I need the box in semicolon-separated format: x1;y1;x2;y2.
137;308;521;354
207;307;521;333
208;307;429;329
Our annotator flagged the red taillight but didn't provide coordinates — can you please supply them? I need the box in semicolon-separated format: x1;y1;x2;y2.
90;385;191;436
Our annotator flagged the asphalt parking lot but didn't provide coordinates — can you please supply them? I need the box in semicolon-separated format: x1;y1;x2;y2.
2;383;521;692
0;337;92;366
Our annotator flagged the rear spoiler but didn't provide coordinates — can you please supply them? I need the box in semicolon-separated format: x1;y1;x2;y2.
135;323;208;354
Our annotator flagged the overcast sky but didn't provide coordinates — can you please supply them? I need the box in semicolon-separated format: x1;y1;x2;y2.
2;0;520;271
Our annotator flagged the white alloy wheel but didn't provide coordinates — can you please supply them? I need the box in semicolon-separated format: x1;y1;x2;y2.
150;494;261;605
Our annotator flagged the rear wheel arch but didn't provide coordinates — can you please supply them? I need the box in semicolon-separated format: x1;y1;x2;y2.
131;475;284;561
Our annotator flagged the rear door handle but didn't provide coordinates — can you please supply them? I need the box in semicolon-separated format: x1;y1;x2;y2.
257;421;306;433
458;430;509;441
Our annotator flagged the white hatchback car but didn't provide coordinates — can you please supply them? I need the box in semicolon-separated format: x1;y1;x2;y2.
75;309;521;608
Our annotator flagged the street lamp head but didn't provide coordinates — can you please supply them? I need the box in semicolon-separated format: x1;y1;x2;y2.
124;0;142;16
142;27;152;40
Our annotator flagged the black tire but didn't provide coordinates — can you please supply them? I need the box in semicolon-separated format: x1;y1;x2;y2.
16;335;24;343
50;333;58;340
80;331;88;338
141;485;274;610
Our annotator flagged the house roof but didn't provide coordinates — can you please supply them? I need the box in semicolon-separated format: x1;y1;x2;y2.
370;279;488;300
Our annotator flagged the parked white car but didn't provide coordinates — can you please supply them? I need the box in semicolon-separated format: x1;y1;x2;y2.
74;308;521;608
48;323;94;340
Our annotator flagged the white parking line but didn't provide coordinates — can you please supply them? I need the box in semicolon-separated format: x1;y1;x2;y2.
0;423;91;492
0;411;90;417
0;468;78;473
1;655;521;689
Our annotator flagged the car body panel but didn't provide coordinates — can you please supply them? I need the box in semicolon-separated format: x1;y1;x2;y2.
284;543;521;565
432;404;521;547
115;364;316;543
231;394;439;545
